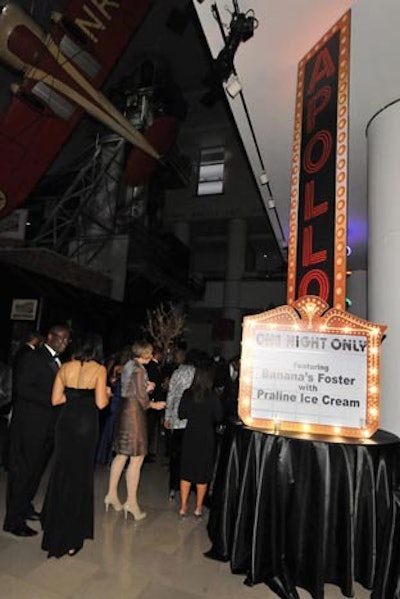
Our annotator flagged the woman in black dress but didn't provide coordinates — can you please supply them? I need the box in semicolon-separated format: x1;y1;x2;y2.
41;333;110;557
178;364;222;517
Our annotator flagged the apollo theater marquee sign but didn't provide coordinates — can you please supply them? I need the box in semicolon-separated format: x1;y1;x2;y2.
238;11;387;439
239;296;386;439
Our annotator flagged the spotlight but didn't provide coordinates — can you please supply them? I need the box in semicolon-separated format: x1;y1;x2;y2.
224;74;242;98
214;4;258;82
201;2;258;107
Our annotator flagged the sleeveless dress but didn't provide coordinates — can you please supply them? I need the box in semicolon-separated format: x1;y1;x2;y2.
41;388;99;558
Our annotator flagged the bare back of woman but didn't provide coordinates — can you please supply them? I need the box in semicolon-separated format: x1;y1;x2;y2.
52;360;109;410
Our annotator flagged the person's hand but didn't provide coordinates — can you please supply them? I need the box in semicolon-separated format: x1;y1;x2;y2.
147;381;155;392
152;401;166;411
163;418;170;429
106;386;112;398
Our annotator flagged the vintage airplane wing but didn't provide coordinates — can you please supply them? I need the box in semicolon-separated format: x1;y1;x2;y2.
0;0;155;220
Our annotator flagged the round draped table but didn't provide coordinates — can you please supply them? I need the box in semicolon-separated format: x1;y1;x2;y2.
205;423;400;599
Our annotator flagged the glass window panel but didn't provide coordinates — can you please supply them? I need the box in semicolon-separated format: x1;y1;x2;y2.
197;146;225;196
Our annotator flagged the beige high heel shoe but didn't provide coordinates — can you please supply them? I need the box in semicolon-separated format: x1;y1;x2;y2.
123;503;147;521
104;495;123;513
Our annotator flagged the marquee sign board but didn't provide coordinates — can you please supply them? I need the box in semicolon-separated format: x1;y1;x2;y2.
238;296;386;439
287;10;351;309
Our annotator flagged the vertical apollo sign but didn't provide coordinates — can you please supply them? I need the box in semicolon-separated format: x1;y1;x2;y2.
287;12;351;309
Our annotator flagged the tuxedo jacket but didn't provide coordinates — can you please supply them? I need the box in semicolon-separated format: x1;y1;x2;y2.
11;344;35;402
14;345;59;413
12;343;35;369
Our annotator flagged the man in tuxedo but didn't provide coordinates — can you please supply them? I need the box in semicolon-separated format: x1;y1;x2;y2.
13;330;43;360
1;331;43;469
3;325;70;537
11;330;43;404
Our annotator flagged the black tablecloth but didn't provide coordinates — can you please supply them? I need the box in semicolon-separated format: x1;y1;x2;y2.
206;424;400;599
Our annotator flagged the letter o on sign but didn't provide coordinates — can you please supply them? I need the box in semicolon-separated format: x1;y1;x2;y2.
303;130;332;174
298;269;330;301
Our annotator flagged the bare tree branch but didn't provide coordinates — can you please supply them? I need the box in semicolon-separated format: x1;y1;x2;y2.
142;302;188;356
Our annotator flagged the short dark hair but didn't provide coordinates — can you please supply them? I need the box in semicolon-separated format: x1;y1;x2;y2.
48;325;69;336
24;330;42;343
72;332;103;363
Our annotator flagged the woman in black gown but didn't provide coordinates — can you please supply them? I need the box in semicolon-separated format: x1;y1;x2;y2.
41;333;110;557
178;364;222;517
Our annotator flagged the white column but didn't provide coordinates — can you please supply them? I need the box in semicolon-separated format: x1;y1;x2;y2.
221;218;247;358
173;221;190;247
367;101;400;436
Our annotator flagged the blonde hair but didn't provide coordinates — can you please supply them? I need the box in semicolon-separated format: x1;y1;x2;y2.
131;340;153;359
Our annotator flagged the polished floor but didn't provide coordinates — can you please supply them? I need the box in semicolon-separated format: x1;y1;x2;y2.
0;457;371;599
